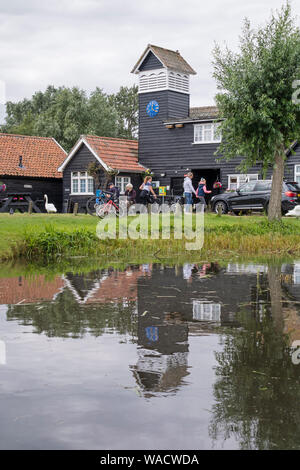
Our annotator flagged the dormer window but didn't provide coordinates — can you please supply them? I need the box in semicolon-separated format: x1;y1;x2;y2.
194;122;221;144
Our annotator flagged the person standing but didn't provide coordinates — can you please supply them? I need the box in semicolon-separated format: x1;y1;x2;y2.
183;172;196;214
196;178;212;210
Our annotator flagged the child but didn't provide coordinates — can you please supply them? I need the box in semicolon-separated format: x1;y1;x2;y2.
196;178;211;209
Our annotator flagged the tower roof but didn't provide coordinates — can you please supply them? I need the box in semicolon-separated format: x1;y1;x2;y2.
131;44;197;75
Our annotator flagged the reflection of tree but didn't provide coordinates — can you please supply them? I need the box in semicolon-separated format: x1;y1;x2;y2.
209;265;300;450
6;288;138;339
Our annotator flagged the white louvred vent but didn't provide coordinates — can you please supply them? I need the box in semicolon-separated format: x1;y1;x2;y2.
168;71;189;93
139;69;167;93
138;68;190;94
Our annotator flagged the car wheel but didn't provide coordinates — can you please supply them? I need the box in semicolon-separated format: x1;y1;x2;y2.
214;201;228;214
264;203;269;215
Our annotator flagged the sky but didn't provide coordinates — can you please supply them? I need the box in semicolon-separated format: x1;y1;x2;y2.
0;0;299;122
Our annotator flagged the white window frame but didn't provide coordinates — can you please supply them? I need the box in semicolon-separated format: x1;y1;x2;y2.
294;165;300;185
193;301;221;322
227;174;258;190
193;122;222;144
71;171;94;195
115;176;131;194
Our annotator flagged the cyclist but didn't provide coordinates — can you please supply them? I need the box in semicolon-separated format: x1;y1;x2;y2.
106;182;120;202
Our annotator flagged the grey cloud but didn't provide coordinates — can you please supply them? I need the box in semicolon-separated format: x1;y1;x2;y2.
0;0;299;113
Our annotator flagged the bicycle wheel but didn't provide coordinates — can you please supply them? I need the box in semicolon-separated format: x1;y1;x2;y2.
96;204;108;218
86;196;97;215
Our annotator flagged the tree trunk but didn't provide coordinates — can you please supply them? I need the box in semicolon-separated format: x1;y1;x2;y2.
267;264;284;334
268;146;285;222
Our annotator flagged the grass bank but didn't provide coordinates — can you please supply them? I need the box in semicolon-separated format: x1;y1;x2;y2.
1;213;300;263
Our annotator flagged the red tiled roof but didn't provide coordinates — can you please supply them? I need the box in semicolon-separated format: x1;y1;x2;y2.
83;135;145;173
0;133;67;179
0;275;64;305
85;269;143;304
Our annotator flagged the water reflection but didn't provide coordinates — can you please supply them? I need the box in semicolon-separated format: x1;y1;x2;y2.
0;261;300;449
210;264;300;449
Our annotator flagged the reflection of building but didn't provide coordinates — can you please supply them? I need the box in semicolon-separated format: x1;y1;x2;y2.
2;261;300;395
132;349;189;397
131;305;189;396
136;263;252;326
63;268;143;304
0;275;64;305
193;301;221;322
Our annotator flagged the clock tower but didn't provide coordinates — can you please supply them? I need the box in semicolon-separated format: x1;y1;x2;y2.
131;44;196;176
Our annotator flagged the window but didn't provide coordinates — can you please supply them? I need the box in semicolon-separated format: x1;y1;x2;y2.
295;165;300;185
193;301;221;322
254;181;272;191
115;176;131;194
71;171;94;195
239;181;257;193
228;174;258;190
194;122;221;143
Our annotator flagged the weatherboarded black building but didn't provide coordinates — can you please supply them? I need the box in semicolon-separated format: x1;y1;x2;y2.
59;135;145;212
0;133;67;212
132;45;300;194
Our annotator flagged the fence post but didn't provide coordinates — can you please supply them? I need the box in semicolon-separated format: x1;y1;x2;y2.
73;203;78;216
28;201;33;215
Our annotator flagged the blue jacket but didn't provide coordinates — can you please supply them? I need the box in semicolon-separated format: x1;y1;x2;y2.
197;184;205;197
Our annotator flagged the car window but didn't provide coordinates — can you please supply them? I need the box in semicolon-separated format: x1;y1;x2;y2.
254;181;272;191
239;181;257;192
285;182;300;192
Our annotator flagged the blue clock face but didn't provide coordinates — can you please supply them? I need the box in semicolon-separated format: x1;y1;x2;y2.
146;100;159;117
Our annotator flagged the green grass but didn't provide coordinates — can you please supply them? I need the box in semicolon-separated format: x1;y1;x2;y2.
0;213;99;256
1;212;300;263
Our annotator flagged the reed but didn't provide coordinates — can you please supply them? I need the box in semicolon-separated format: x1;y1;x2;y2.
1;213;300;263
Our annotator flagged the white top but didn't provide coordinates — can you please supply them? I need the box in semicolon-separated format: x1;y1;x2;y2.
183;177;196;195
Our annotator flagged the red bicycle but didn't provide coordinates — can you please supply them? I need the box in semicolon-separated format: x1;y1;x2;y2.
96;195;125;218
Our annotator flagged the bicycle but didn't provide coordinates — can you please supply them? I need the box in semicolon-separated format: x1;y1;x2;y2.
86;190;106;216
94;190;126;219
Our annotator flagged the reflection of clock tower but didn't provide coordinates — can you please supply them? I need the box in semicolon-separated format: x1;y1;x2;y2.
131;45;196;179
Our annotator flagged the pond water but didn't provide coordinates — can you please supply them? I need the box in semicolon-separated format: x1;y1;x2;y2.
0;260;300;450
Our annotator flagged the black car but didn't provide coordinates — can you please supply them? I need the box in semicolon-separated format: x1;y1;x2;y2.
210;180;300;215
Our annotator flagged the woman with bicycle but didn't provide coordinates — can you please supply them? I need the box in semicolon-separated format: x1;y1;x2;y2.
139;176;157;205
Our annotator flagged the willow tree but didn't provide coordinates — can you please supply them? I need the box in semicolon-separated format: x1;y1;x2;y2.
213;2;300;221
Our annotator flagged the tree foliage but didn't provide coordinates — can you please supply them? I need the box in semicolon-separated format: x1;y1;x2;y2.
1;84;138;151
213;2;300;220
